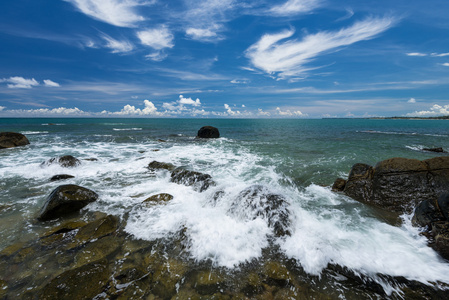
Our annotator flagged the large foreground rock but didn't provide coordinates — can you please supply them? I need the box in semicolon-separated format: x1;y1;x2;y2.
0;132;30;149
341;157;449;213
38;185;98;221
197;126;220;138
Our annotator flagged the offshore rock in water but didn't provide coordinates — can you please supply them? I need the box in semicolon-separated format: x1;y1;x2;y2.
143;193;174;204
42;155;81;168
342;156;449;213
170;168;215;192
423;147;447;153
147;160;176;171
228;185;291;237
38;184;99;221
50;174;75;181
0;132;30;149
197;126;220;138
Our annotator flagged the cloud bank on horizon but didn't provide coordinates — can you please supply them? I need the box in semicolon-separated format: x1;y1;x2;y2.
1;0;449;118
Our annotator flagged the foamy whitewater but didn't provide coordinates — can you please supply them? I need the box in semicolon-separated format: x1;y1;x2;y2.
1;118;449;296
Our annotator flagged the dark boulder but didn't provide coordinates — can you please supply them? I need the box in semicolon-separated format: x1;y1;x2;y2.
170;168;214;192
228;185;290;237
342;157;449;213
50;174;75;181
0;132;30;149
147;161;176;171
197;126;220;138
43;155;81;168
331;178;346;192
423;147;446;153
38;185;98;221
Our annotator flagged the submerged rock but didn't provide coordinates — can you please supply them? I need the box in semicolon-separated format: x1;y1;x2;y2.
42;155;81;168
197;126;220;138
50;174;75;181
147;160;176;171
0;132;30;149
170;168;215;192
38;185;98;221
143;193;174;204
228;185;291;237
423;147;446;153
342;157;449;213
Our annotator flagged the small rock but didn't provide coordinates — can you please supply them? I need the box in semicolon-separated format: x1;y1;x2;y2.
0;132;30;149
42;155;81;168
197;126;220;138
38;185;98;221
143;193;174;204
147;161;176;171
423;147;446;153
170;168;214;192
332;178;346;191
50;174;75;181
83;158;98;161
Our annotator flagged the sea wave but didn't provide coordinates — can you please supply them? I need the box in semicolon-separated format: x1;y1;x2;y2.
112;128;143;131
21;131;49;135
358;130;448;137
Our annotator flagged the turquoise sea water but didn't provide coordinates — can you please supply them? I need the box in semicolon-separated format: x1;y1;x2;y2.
1;118;449;297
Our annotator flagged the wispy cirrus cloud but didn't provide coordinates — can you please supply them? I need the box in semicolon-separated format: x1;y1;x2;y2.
101;33;134;53
245;16;395;79
65;0;153;27
268;0;323;17
43;80;60;87
137;26;174;61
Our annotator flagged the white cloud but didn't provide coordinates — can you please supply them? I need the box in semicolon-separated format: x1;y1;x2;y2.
268;0;323;17
65;0;150;27
1;76;39;89
245;16;395;79
257;108;270;116
137;26;174;50
2;107;86;116
431;52;449;57
178;95;201;106
406;104;449;117
101;34;134;53
407;97;416;103
113;99;159;115
224;103;240;115
0;106;5;111
442;63;449;67
230;79;249;84
406;52;427;57
145;52;168;62
186;28;219;41
43;79;60;87
275;107;307;117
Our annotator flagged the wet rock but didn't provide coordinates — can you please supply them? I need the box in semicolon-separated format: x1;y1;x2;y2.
38;185;99;221
50;174;75;181
423;147;446;153
263;261;293;287
42;155;81;168
38;259;109;300
438;193;449;220
83;158;98;161
197;126;220;138
67;215;120;249
228;185;291;237
147;160;176;171
143;193;173;204
170;168;215;192
74;235;121;268
193;270;227;295
150;258;188;299
331;178;346;191
0;132;30;149
342;157;449;213
412;200;444;228
0;280;7;299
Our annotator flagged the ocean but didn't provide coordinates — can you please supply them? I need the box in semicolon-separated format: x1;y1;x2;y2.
1;118;449;298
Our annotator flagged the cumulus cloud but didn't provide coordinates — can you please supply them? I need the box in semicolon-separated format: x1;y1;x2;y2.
178;95;201;106
162;95;206;115
137;26;174;50
406;104;449;117
407;98;416;103
43;79;60;87
65;0;150;27
101;33;134;53
275;107;307;117
224;104;240;115
245;16;395;79
112;100;159;115
268;0;323;16
257;108;270;116
1;76;39;89
2;107;86;116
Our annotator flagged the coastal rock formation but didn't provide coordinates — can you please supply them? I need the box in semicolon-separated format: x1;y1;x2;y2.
339;157;449;213
197;126;220;138
228;185;290;237
50;174;75;181
42;155;81;168
147;160;176;171
0;132;30;149
38;184;99;221
170;168;215;192
423;147;446;153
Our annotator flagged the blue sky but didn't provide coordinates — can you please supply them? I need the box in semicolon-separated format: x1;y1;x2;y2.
1;0;449;118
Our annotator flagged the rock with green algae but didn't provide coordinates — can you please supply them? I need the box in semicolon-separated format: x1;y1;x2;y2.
38;259;110;300
149;257;189;299
38;184;99;221
192;269;227;295
143;193;174;204
73;235;121;268
0;280;7;299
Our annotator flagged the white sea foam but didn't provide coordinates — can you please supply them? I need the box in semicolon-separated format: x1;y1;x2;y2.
112;128;142;131
21;131;49;135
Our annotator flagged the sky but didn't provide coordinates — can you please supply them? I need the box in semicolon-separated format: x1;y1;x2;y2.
1;0;449;118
